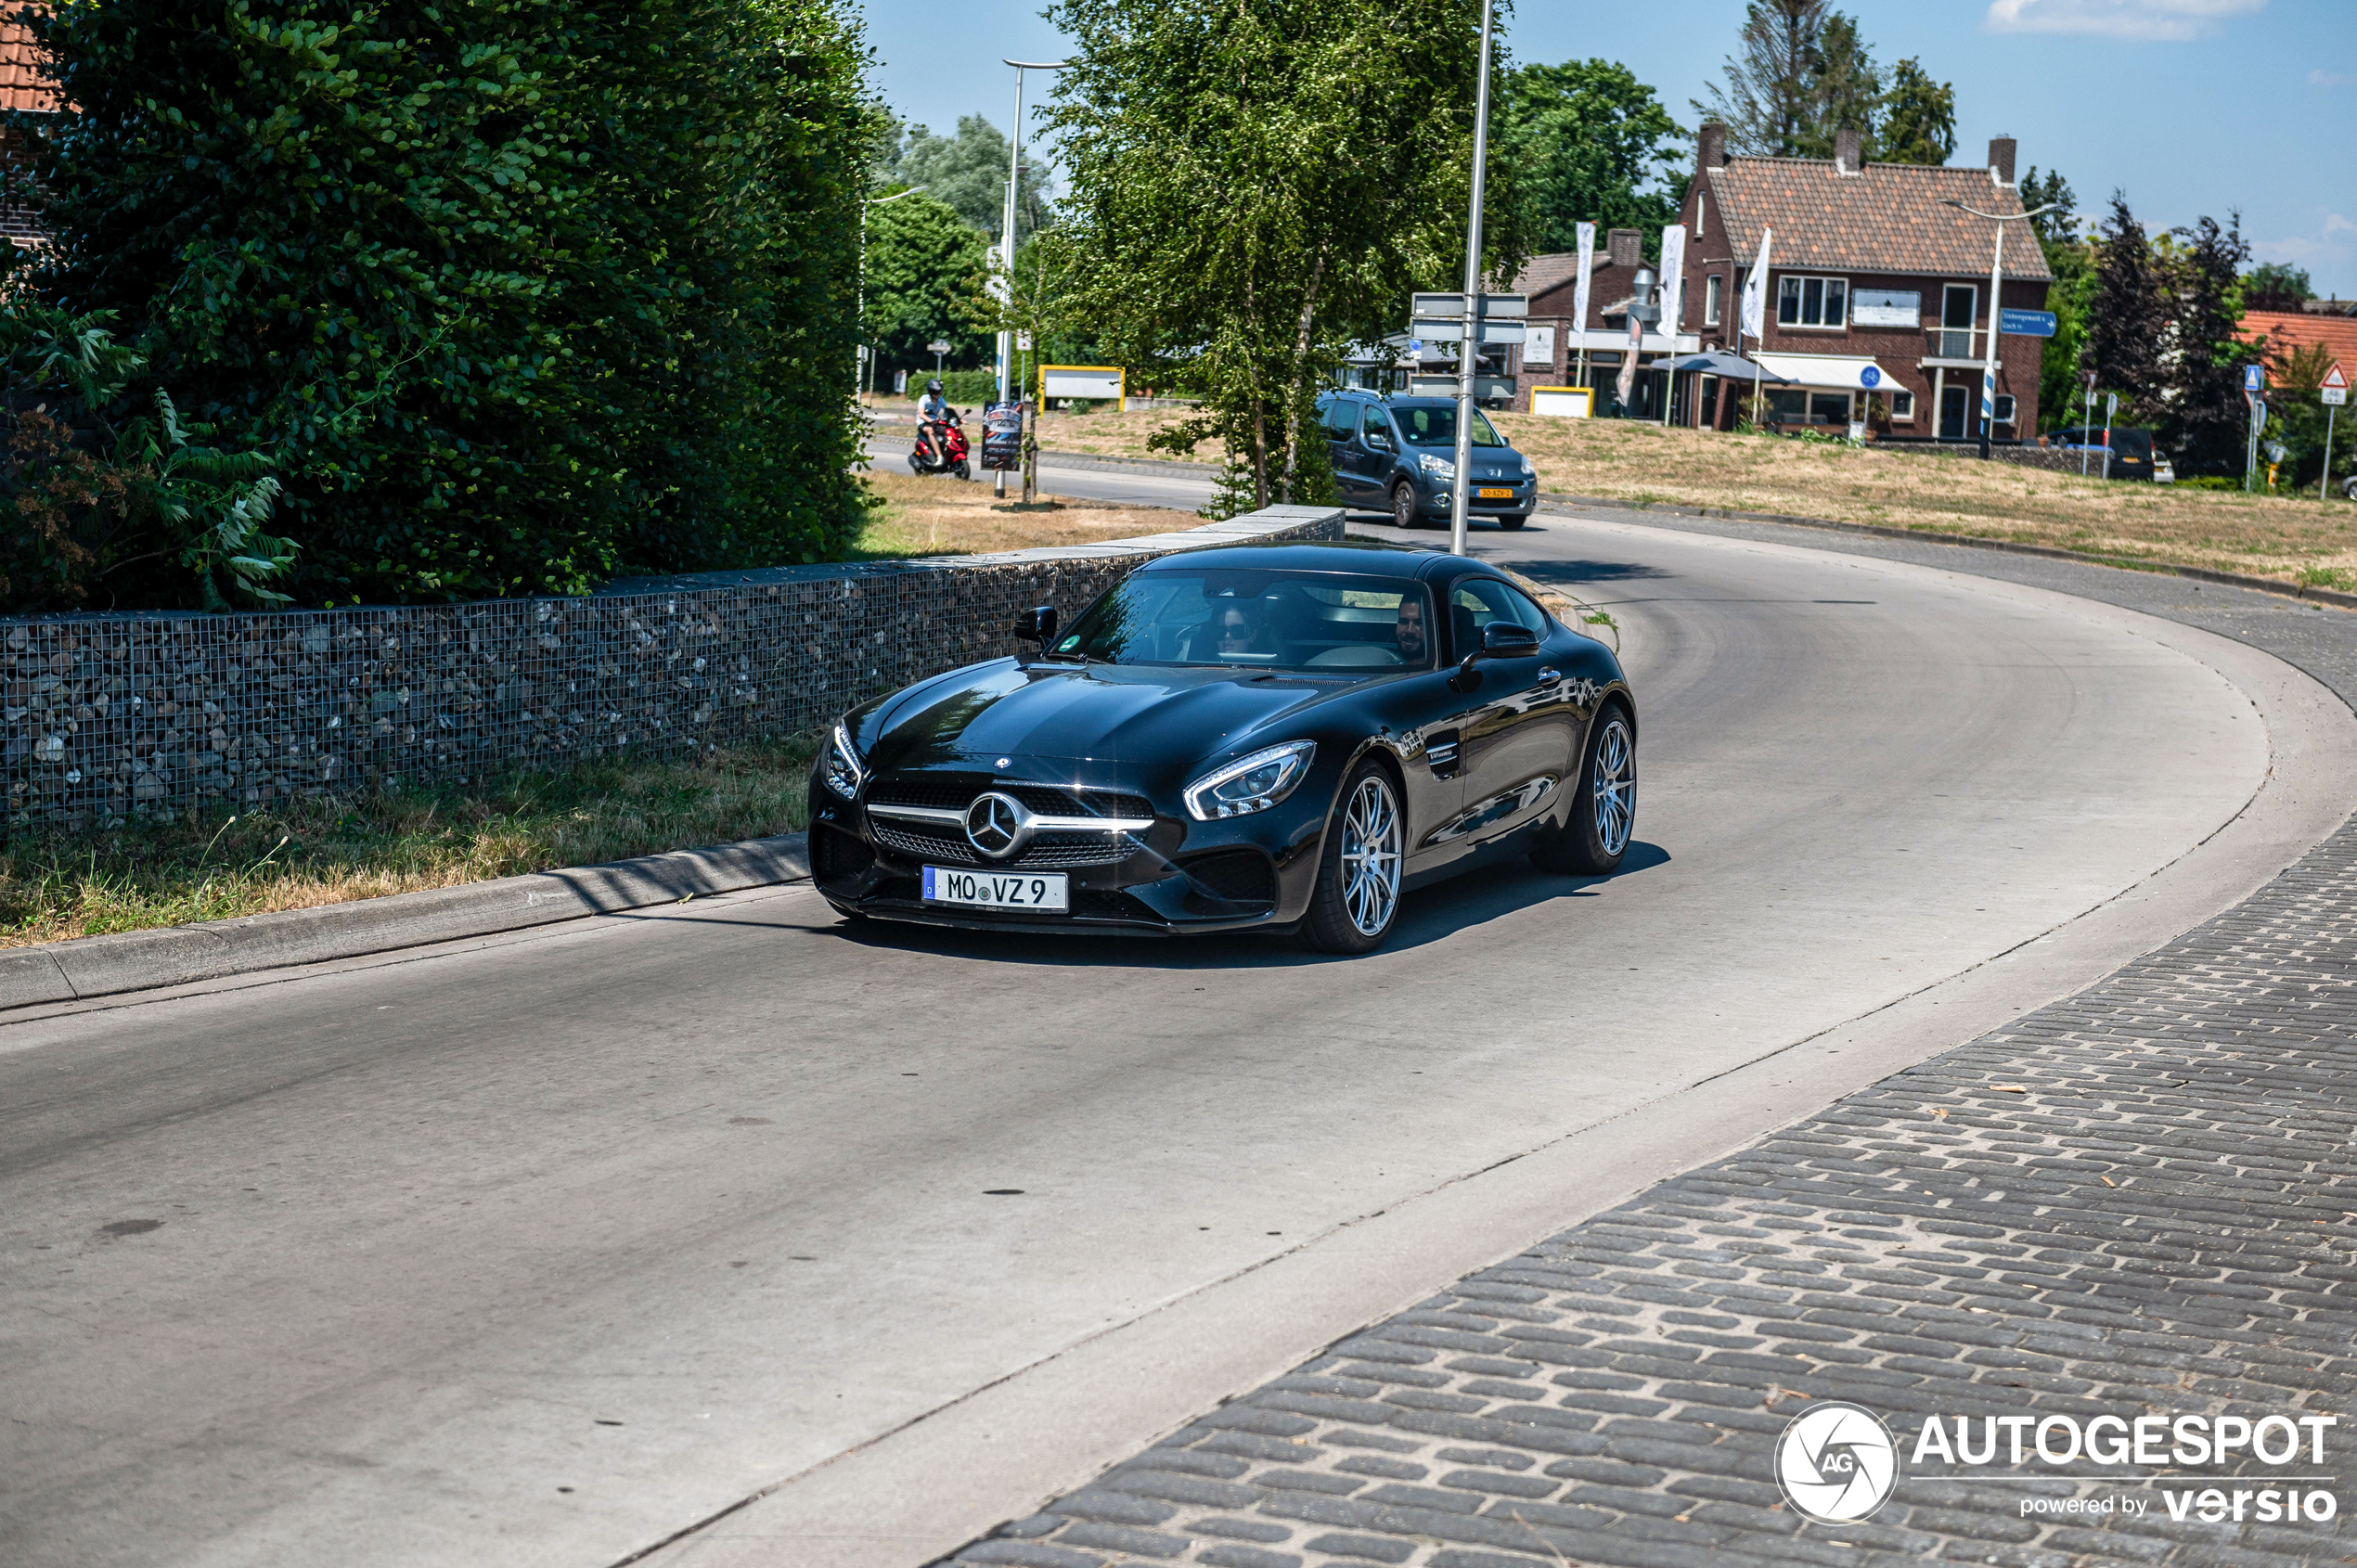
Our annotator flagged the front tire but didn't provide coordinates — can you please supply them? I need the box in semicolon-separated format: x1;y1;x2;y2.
1301;763;1406;954
1532;704;1635;876
1391;482;1420;531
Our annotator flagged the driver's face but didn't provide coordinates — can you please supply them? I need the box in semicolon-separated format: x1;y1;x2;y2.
1396;602;1425;659
1218;610;1253;650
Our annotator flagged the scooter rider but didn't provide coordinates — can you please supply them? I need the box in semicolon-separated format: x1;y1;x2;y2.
915;379;953;464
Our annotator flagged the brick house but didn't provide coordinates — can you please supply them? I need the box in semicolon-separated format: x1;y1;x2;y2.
0;12;58;246
1512;123;2053;440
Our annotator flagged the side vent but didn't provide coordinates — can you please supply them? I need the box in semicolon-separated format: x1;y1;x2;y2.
1424;729;1462;778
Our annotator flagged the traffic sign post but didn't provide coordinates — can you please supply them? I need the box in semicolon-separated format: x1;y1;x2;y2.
2244;366;2266;493
2323;363;2348;501
1999;308;2058;338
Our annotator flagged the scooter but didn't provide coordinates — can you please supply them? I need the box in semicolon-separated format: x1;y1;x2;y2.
908;409;971;480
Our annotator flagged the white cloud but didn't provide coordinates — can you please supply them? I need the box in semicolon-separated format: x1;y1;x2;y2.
2312;70;2357;88
1985;0;2265;41
2253;214;2354;280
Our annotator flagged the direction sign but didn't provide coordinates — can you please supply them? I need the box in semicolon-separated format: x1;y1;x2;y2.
1410;318;1527;345
1410;292;1527;320
1999;307;2057;338
2243;363;2266;392
2325;362;2349;407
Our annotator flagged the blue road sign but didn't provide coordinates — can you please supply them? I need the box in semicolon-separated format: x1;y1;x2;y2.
1999;308;2058;338
2244;364;2266;392
1860;365;1881;387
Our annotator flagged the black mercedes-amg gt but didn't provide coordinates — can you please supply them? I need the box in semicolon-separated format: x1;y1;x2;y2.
806;541;1636;953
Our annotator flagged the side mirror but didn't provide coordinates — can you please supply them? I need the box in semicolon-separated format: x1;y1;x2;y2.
1455;620;1539;686
1367;432;1393;452
1013;605;1058;645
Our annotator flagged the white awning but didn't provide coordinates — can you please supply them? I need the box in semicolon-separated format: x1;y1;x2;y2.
1753;353;1889;391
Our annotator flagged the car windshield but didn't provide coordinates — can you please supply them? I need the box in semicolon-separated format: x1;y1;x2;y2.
1052;570;1436;672
1392;405;1504;447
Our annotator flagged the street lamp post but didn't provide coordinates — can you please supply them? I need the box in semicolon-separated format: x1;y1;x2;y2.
857;186;923;403
1940;197;2060;458
1448;0;1497;557
997;59;1068;498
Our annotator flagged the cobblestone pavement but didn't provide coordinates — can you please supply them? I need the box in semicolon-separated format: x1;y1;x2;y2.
939;518;2357;1568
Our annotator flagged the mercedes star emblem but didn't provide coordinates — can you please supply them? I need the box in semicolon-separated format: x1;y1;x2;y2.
964;790;1030;859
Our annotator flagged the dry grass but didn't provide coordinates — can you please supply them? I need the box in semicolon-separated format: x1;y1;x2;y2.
854;466;1201;556
1015;406;2357;587
0;735;817;948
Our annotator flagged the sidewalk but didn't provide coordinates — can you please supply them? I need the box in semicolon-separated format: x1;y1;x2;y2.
940;511;2357;1567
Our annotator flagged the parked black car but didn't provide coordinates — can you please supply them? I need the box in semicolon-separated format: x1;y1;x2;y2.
1317;392;1539;529
807;541;1635;954
2045;426;2165;482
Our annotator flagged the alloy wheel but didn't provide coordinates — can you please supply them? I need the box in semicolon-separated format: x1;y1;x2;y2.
1340;774;1403;936
1591;716;1633;856
1392;484;1417;530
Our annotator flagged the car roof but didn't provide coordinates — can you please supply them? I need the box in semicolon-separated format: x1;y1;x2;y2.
1139;540;1496;585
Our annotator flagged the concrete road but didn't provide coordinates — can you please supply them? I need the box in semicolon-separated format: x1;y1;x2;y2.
5;487;2351;1568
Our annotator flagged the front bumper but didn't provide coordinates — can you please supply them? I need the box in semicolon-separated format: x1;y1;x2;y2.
807;768;1329;935
1420;470;1536;517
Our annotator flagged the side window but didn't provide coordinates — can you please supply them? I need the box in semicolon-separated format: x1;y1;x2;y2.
1447;577;1546;655
1320;399;1358;439
1359;404;1395;445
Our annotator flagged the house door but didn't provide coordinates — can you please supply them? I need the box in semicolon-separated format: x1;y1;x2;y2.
1939;383;1969;440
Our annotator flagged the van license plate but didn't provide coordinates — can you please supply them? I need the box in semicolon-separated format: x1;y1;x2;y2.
923;866;1069;912
1476;486;1514;499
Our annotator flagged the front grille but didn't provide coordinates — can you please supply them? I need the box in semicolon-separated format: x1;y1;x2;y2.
869;818;1141;868
867;770;1151;821
1178;848;1277;905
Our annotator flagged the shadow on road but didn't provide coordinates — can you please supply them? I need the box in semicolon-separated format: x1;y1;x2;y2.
818;839;1672;970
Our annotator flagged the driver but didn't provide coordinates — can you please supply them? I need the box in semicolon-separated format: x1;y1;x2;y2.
1394;596;1427;663
916;379;951;459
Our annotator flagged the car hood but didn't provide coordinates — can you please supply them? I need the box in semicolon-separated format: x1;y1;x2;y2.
859;660;1345;773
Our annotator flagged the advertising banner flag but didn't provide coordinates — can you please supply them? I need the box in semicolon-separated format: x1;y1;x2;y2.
1572;223;1596;334
1738;228;1771;341
1658;225;1687;335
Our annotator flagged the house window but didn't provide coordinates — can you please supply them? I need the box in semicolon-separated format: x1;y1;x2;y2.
1777;275;1849;328
1697;191;1708;238
1888;390;1914;420
1705;275;1723;327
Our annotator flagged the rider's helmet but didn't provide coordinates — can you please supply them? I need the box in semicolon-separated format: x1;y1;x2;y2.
925;379;944;395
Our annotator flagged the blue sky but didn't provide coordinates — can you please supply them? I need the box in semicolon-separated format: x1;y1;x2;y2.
859;0;2357;297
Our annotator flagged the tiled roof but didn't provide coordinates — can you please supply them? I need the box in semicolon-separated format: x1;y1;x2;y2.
1510;251;1588;302
0;12;58;115
2239;310;2357;376
1704;156;2052;282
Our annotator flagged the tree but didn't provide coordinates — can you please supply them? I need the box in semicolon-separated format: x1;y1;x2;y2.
2020;166;2078;250
863;190;996;379
2083;193;2167;417
20;0;872;606
2160;212;2252;478
1042;0;1524;512
1497;58;1685;257
2245;261;2312;313
1694;0;1837;158
1874;58;1955;165
1804;14;1880;160
884;114;1055;249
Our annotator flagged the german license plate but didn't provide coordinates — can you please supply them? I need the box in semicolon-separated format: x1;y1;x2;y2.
1476;486;1514;499
922;866;1069;912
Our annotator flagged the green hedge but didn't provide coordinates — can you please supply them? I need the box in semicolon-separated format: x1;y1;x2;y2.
907;368;1004;405
15;0;873;609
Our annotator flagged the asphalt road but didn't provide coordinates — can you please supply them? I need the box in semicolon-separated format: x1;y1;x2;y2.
5;464;2351;1568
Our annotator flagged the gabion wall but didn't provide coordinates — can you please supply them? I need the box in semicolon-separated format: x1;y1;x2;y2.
1;508;1342;832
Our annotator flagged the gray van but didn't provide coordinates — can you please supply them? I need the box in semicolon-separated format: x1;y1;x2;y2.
1317;392;1538;530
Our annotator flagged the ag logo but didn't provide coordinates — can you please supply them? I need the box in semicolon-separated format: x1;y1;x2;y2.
1775;1401;1899;1523
964;791;1031;859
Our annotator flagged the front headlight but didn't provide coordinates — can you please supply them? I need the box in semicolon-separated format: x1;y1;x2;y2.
1184;740;1315;821
1418;454;1454;479
821;722;866;798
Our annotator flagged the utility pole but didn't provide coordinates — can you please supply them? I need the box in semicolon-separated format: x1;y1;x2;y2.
996;59;1068;498
1449;0;1496;558
1940;198;2059;459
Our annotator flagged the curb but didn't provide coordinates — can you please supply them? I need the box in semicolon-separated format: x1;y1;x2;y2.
0;832;811;1014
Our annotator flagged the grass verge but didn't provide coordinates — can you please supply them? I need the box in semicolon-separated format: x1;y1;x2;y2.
852;467;1200;557
0;734;817;949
